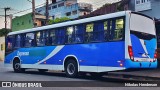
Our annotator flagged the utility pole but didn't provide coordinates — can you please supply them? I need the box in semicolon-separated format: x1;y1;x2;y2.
32;0;36;27
46;0;49;25
9;14;13;31
4;7;11;29
27;0;36;27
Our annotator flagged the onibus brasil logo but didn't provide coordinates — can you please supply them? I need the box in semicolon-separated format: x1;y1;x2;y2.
1;82;42;87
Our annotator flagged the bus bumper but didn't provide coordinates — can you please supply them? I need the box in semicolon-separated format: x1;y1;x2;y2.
125;59;157;69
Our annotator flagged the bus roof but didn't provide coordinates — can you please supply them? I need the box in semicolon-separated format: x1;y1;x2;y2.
8;11;129;35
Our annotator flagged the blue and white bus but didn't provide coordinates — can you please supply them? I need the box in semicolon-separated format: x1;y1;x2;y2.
5;11;157;77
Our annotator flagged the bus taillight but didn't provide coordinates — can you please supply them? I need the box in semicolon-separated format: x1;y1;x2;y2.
128;46;134;61
153;49;157;62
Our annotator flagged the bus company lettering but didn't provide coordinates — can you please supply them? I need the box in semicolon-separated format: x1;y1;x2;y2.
17;51;29;56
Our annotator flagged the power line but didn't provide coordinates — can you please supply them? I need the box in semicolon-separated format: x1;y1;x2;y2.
12;7;32;15
11;3;45;15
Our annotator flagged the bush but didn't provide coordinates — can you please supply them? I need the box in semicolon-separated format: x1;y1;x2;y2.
49;17;70;25
0;28;11;36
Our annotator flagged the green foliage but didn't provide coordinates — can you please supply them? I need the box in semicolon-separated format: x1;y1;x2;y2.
0;28;11;36
117;3;123;11
49;17;70;25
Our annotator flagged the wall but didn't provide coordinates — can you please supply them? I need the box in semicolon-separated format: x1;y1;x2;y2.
12;13;33;32
140;0;160;19
0;37;5;61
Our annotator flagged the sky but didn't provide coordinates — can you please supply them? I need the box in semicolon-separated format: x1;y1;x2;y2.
0;0;120;29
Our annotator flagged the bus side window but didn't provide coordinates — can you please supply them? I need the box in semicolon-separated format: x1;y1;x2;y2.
50;30;56;45
6;36;13;51
66;26;74;44
75;24;84;43
57;28;65;45
21;34;25;47
36;31;45;46
45;30;50;45
85;23;94;43
25;33;35;47
109;18;124;41
104;21;109;41
15;34;21;48
108;19;115;41
115;18;124;40
93;21;104;42
65;25;84;44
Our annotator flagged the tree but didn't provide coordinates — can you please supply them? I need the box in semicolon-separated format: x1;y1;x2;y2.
0;28;11;37
49;17;70;25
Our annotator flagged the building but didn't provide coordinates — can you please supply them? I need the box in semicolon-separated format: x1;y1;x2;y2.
78;0;130;19
0;36;5;61
12;13;33;32
128;0;160;19
35;0;93;19
12;13;51;32
77;0;160;20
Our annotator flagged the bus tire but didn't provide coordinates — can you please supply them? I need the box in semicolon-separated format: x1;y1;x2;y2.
13;60;25;73
65;60;78;78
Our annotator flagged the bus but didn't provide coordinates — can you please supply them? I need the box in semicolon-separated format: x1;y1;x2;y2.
5;11;157;78
156;20;160;68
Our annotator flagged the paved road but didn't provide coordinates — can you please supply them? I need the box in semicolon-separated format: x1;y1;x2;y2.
0;62;160;90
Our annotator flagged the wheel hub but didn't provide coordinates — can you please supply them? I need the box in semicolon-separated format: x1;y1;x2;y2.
15;63;20;69
67;63;75;75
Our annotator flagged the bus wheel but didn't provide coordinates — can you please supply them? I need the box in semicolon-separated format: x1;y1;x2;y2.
65;60;78;78
38;69;48;73
13;60;25;73
90;72;104;78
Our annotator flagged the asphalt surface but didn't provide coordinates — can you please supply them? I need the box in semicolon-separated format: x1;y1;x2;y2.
0;62;160;90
